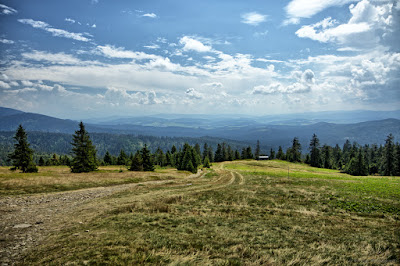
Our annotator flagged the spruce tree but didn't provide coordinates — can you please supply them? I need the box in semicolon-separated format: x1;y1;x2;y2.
270;148;275;159
9;125;38;173
345;149;368;176
141;144;155;171
203;156;211;168
380;134;395;176
309;134;321;167
70;122;98;173
129;151;143;171
290;137;302;162
276;146;285;160
117;149;128;165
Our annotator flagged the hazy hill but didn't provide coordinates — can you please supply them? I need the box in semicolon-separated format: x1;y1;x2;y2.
1;107;399;150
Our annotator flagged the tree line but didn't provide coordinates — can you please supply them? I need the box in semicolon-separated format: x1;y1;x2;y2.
7;123;400;176
271;134;400;176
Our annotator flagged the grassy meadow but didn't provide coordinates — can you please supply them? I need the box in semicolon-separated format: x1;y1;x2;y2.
0;166;190;195
2;160;399;264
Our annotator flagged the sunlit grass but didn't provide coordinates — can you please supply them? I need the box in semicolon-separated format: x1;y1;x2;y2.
20;160;400;264
0;166;189;195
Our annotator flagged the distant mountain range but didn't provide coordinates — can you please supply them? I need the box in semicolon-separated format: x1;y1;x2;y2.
1;107;399;150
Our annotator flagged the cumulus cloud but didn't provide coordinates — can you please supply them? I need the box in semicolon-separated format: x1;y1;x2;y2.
142;13;157;18
18;18;91;42
295;0;399;50
252;83;284;95
0;4;17;15
179;36;213;53
241;12;268;26
185;88;203;99
0;81;11;89
0;39;14;44
284;0;354;25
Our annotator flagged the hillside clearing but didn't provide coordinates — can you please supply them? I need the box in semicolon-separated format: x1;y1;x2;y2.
1;161;399;264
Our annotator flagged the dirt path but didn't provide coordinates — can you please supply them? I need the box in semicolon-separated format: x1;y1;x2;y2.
0;168;241;265
0;179;179;265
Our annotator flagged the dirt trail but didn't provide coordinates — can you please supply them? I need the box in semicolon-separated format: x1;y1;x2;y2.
0;167;241;265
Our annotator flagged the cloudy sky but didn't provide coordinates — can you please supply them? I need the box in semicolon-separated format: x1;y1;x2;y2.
0;0;399;119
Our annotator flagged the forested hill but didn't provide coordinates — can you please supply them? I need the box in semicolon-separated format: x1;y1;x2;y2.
0;107;399;149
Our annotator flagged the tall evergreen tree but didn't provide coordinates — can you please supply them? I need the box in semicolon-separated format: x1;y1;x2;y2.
394;143;400;176
322;145;332;169
202;143;209;163
141;144;155;171
270;148;275;159
380;134;395;176
309;134;321;167
290;137;302;162
9;125;38;173
117;149;128;165
215;144;223;162
70;122;98;173
276;146;285;160
203;156;211;168
345;149;368;176
129;151;143;171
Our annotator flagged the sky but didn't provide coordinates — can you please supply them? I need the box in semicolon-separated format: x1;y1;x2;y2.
0;0;399;119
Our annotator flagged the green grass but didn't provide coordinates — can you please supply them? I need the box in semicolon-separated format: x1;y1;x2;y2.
0;166;189;195
15;160;400;264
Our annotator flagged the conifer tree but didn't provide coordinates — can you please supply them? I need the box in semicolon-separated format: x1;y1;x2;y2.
290;137;302;162
9;125;38;173
38;156;45;166
129;151;143;171
380;134;395;176
141;144;155;171
70;122;98;173
309;134;321;167
203;156;211;168
270;148;275;159
117;149;128;165
276;146;285;160
345;149;368;176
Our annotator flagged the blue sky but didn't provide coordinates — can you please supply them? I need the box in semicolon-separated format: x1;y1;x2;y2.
0;0;399;119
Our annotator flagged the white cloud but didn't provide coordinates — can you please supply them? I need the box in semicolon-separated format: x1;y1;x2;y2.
179;36;212;53
144;44;160;49
0;4;17;15
185;88;203;99
18;18;91;42
142;13;157;18
91;24;96;28
0;81;11;89
253;30;268;38
252;83;283;95
22;50;85;65
241;12;268;26
295;0;399;50
21;80;34;86
65;18;76;24
284;0;355;24
0;38;14;44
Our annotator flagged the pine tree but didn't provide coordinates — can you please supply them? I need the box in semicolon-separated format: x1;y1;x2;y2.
345;149;368;176
380;134;395;176
203;156;211;168
394;143;400;176
270;148;275;159
117;149;128;165
234;150;240;160
70;122;98;173
276;146;285;160
215;144;223;162
202;143;209;163
141;144;154;171
9;125;38;173
129;151;143;171
255;140;261;159
290;137;302;162
38;156;45;166
309;134;321;167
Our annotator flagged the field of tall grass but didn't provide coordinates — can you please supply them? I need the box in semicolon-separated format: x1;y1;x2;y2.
3;160;399;264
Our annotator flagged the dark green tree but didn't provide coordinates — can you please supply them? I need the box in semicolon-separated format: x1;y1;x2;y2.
38;156;45;166
203;156;211;168
9;125;38;173
289;137;302;162
270;148;275;159
380;134;395;176
117;149;128;165
129;151;143;171
322;145;332;169
70;122;98;173
141;144;155;171
276;146;285;160
309;134;321;167
345;149;368;176
394;143;400;176
215;144;223;162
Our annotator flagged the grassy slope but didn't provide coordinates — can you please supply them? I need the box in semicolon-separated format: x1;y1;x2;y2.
6;161;400;264
0;166;189;195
